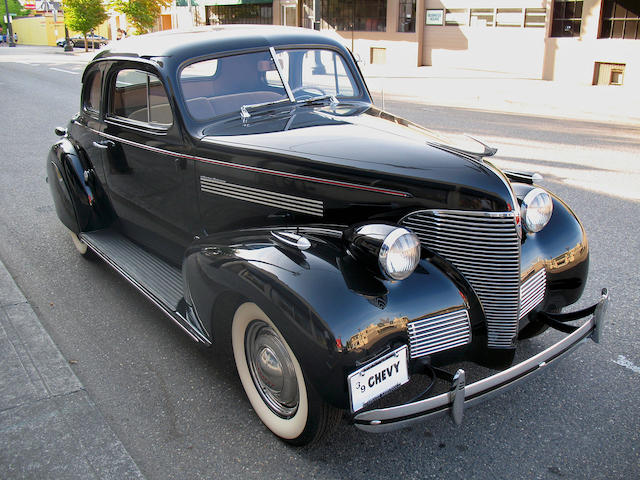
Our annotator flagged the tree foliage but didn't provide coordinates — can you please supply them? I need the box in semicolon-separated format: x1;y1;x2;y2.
64;0;108;51
110;0;172;34
0;0;29;30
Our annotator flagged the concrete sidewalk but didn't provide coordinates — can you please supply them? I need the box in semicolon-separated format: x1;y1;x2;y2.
362;64;640;126
0;260;144;479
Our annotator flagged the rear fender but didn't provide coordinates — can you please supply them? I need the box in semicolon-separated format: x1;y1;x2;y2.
184;228;471;408
47;138;113;233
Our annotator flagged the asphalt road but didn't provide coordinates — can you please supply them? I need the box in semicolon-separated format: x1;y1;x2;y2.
1;47;639;479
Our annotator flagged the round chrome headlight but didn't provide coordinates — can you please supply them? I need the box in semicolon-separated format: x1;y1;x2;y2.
521;188;553;233
378;228;421;280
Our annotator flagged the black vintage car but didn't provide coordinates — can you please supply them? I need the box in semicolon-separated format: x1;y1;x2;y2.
47;26;608;446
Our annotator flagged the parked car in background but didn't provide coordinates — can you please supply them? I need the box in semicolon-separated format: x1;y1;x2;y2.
47;26;609;446
56;34;109;49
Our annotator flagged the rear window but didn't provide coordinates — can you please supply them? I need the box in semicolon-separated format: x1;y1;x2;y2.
111;69;173;127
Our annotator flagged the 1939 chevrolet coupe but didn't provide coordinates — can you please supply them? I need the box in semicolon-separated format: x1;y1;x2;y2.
47;26;609;446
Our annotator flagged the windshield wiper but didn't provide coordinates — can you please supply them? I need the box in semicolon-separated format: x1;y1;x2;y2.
296;95;339;107
240;98;293;120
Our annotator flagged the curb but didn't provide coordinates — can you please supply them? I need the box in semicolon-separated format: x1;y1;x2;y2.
0;259;145;480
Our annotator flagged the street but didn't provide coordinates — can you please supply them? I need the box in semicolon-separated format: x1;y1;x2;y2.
0;47;639;479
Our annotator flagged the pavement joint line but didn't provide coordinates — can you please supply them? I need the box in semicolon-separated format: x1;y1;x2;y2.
0;387;86;415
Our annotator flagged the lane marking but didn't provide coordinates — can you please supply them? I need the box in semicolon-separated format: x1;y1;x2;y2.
18;60;39;66
613;355;640;375
50;67;80;75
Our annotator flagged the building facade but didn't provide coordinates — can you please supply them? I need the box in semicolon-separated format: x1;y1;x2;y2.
187;0;638;87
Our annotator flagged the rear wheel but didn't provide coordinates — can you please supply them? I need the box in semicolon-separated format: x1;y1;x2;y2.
231;302;340;446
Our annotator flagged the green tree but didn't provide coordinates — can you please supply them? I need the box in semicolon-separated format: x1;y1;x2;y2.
110;0;172;35
64;0;108;52
0;0;29;31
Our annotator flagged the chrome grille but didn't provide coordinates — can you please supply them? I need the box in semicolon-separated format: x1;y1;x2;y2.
407;309;471;358
519;268;546;319
401;210;520;348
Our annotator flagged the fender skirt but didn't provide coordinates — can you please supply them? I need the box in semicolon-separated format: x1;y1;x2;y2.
184;228;475;409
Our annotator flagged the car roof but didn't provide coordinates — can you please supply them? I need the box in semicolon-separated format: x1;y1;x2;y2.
93;25;348;64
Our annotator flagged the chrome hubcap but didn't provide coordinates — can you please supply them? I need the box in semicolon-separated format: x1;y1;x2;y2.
245;321;299;418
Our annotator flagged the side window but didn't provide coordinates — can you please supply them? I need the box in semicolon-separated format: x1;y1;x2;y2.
83;71;102;114
111;69;173;127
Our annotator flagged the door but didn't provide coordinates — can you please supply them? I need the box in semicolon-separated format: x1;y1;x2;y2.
101;64;195;265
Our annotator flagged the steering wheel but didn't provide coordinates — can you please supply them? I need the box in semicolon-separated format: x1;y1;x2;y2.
291;86;326;100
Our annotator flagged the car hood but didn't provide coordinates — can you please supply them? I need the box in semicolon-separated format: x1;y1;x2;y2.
199;104;516;212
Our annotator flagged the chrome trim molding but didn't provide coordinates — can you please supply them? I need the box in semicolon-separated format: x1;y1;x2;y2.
401;209;521;348
200;176;324;217
90;128;411;198
353;289;609;433
519;268;546;319
407;309;471;359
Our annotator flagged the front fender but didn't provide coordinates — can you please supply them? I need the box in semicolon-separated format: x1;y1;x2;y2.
184;228;470;409
516;184;589;314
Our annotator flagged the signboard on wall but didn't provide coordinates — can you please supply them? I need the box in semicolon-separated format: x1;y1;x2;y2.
426;9;443;26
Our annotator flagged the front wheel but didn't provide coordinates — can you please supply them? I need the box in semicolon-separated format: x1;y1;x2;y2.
68;230;94;259
231;302;340;445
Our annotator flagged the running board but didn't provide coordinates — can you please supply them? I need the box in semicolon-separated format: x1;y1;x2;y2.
80;230;211;345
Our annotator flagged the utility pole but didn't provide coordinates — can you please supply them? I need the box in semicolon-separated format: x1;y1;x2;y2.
3;0;15;47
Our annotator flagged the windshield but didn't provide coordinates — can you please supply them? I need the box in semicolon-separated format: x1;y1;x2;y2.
180;47;360;122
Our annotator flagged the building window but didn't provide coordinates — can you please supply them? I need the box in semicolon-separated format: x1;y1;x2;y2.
496;8;522;27
398;0;416;32
524;8;547;28
470;9;494;27
319;0;386;32
600;1;639;40
445;9;468;26
593;62;626;85
206;3;273;25
551;1;583;37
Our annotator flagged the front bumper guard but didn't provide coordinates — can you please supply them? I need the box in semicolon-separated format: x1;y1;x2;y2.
353;289;609;432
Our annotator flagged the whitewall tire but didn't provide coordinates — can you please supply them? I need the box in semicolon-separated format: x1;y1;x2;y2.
231;302;339;445
69;230;91;257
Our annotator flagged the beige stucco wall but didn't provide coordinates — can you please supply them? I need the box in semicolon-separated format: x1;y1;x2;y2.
12;15;110;46
542;0;640;86
422;1;549;75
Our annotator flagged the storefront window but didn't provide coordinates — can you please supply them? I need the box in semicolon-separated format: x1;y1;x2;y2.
470;9;494;27
398;0;416;32
551;0;583;37
445;9;468;26
524;8;546;28
320;0;386;32
206;3;273;25
600;0;639;40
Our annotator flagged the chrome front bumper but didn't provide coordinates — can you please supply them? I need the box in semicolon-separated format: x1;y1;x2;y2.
353;289;609;433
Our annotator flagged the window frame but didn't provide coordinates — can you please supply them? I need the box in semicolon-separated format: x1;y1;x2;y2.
398;0;417;33
599;0;640;40
81;68;103;118
106;65;174;132
551;0;584;38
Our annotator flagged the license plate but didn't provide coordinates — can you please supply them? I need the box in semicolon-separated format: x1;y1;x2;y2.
348;345;409;412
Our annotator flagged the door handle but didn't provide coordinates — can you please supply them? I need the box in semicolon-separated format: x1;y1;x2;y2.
92;140;115;149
